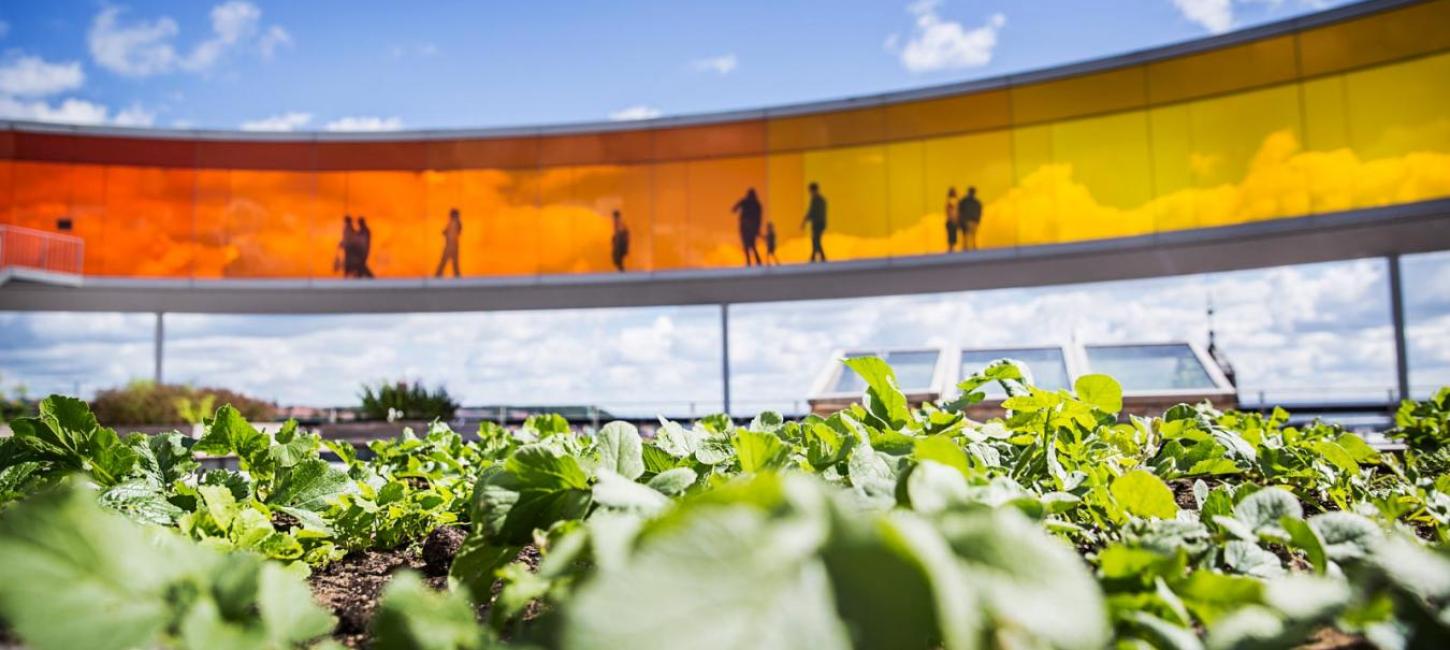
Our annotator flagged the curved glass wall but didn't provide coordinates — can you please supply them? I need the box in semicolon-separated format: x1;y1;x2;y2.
2;0;1449;280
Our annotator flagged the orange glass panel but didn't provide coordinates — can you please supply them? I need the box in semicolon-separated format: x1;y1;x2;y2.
345;170;428;277
764;152;806;263
70;165;107;274
100;166;195;278
767;106;887;152
652;162;690;270
225;170;316;278
0;161;11;224
192;169;230;278
11;162;77;234
572;164;653;272
538;166;614;274
687;156;768;269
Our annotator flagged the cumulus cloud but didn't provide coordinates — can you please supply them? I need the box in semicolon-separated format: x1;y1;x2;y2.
1173;0;1234;33
0;55;85;97
609;105;662;121
88;1;289;77
241;111;312;131
0;95;154;126
324;116;404;131
887;0;1005;73
691;53;737;75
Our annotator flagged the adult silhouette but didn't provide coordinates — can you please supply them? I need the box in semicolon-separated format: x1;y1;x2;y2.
356;217;376;278
800;182;828;263
732;188;764;267
610;210;630;272
764;222;780;266
337;215;359;277
435;208;462;278
958;186;982;251
945;187;960;252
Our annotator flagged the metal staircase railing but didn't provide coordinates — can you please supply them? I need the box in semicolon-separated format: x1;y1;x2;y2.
0;224;85;283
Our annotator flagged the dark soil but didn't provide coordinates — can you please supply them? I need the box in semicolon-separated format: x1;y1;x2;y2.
421;525;467;576
1298;627;1373;649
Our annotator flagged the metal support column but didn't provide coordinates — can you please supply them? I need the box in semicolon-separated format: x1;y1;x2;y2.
1387;255;1410;403
154;311;165;384
721;303;731;417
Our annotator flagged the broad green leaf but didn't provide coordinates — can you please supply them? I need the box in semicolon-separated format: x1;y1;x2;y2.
847;444;898;508
1204;605;1285;650
1262;574;1350;622
373;571;486;650
449;533;522;602
653;419;702;458
1307;512;1380;562
1310;440;1359;476
1112;470;1179;519
597;421;645;480
733;429;789;473
843;356;911;429
1233;488;1301;537
1132;612;1205;650
1280;516;1327;574
905;460;968;515
645;467;698;495
592;469;669;514
98;479;183;526
1222;540;1283;578
913;435;970;477
1173;570;1264;626
268;458;351;511
256;561;335;645
1075;374;1123;414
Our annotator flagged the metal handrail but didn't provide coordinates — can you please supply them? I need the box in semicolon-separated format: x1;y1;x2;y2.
0;225;85;277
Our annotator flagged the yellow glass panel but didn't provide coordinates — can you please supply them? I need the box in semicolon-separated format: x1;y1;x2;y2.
884;140;928;257
101;166;196;278
1147;36;1297;104
922;129;1014;250
1185;84;1306;227
765;152;805;264
1148;104;1198;233
1343;51;1450;158
1298;0;1450;77
1010;66;1146;125
799;144;888;263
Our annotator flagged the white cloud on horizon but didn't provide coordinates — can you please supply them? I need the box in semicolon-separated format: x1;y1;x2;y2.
609;105;662;121
0;95;154;126
88;1;288;77
3;255;1447;413
240;110;312;131
887;1;1006;73
690;53;737;75
324;115;403;131
0;55;85;97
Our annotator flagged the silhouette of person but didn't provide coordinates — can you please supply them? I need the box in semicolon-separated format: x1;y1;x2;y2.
764;222;779;265
435;208;462;278
610;210;630;272
356;217;375;278
732;188;764;267
337;215;359;277
945;187;960;253
800;182;827;263
958;186;982;251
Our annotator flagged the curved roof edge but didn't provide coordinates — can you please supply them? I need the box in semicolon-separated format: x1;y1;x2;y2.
0;0;1418;143
4;198;1447;314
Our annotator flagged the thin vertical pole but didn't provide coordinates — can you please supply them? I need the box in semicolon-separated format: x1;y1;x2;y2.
721;303;731;417
154;311;165;385
1387;255;1410;403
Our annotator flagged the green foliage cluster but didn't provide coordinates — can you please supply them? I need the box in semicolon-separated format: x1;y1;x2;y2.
90;379;275;425
360;380;460;422
0;359;1448;650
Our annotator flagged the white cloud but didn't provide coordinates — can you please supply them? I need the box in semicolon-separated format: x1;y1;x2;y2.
609;105;662;121
1173;0;1234;33
389;43;440;59
0;21;10;39
324;116;403;131
0;95;153;126
241;111;312;131
88;2;288;77
888;1;1006;73
0;55;85;97
691;53;737;75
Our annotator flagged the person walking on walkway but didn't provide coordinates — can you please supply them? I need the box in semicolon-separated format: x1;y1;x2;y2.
610;209;630;272
945;187;959;252
732;188;764;267
958;186;982;251
356;217;376;278
800;182;828;263
764;221;779;265
434;208;463;278
337;215;359;277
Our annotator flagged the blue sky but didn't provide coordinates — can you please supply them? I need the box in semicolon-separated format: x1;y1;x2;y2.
2;0;1447;413
1;0;1352;129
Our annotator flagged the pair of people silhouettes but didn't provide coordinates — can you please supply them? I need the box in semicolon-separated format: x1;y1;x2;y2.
337;215;374;278
732;182;827;267
946;186;982;252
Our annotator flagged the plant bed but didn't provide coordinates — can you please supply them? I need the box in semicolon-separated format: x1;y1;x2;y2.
0;362;1448;650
